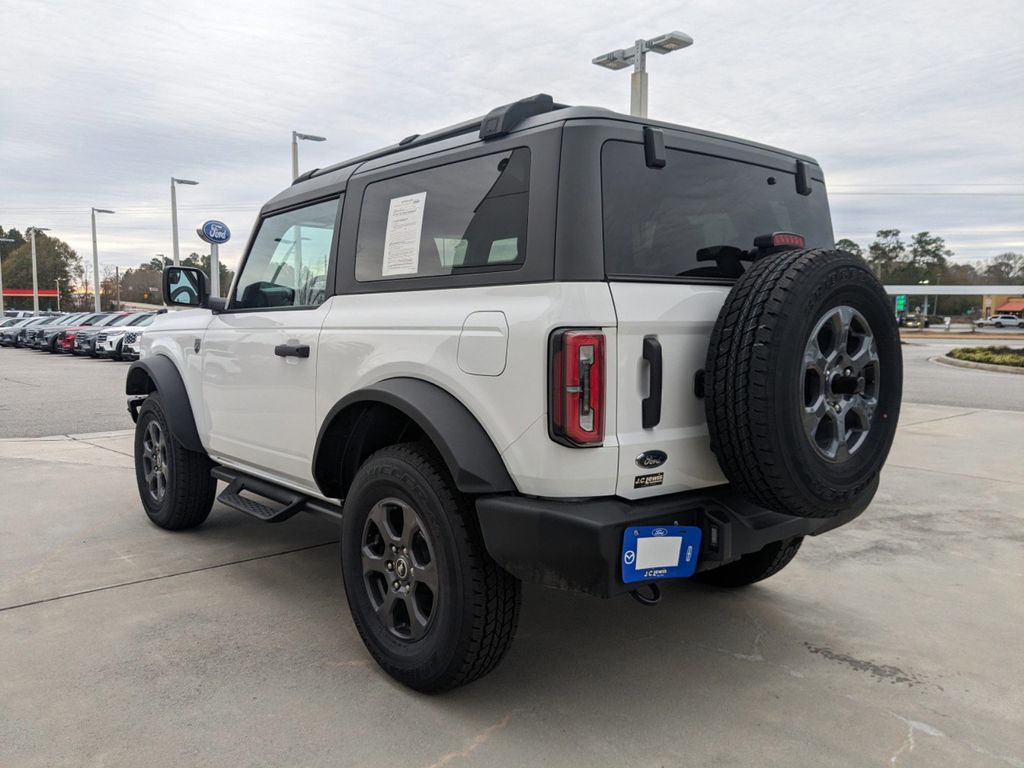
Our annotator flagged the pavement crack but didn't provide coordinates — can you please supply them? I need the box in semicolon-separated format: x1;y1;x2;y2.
899;409;979;427
424;713;513;768
888;713;945;766
0;540;338;613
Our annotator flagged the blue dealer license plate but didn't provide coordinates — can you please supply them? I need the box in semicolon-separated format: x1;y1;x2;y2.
621;525;702;583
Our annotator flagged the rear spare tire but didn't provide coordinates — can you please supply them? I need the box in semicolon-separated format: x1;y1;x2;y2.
705;248;901;518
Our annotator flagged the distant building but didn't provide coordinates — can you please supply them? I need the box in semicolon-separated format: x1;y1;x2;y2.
982;294;1024;319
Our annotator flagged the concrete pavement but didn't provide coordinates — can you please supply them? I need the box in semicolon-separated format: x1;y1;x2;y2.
2;404;1022;767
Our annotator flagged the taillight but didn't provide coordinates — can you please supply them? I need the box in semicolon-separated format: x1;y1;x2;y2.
550;330;605;447
753;231;805;249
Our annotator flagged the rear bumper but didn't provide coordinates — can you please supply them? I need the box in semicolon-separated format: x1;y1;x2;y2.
475;486;865;598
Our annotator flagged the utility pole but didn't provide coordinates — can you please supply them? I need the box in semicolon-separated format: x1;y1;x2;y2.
170;177;199;266
0;236;14;315
115;266;120;309
91;207;115;312
26;227;49;314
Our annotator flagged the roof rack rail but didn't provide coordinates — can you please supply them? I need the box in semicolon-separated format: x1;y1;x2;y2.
295;94;564;185
479;94;554;139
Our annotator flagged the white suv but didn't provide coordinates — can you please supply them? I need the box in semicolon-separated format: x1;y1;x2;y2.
127;95;903;691
975;314;1024;328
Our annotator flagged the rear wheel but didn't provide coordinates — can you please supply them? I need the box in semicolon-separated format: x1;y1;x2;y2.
696;537;803;588
341;443;520;692
134;393;216;530
705;248;902;518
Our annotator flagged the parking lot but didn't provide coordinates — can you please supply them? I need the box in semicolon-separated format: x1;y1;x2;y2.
2;338;1023;766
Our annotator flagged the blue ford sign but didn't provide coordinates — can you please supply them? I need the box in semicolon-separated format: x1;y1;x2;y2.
199;220;231;244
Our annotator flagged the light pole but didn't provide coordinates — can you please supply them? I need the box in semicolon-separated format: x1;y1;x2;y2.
55;278;61;311
292;131;327;181
171;177;198;267
0;236;14;315
26;227;50;313
593;31;694;118
91;207;115;312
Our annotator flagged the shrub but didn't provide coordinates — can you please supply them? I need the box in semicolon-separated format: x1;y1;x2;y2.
948;346;1024;368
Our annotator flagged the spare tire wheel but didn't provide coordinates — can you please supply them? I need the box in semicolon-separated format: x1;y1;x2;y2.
705;248;902;518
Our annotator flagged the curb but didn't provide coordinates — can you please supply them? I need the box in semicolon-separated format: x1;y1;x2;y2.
931;355;1024;375
901;332;1024;342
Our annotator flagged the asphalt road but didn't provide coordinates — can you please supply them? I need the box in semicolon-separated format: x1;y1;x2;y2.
0;347;134;438
1;333;1021;439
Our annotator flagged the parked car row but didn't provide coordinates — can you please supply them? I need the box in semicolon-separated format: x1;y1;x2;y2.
0;310;159;360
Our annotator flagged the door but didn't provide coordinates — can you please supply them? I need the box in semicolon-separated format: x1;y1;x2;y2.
201;196;341;491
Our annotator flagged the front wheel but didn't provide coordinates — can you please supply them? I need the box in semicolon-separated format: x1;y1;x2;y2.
134;393;216;530
341;443;521;692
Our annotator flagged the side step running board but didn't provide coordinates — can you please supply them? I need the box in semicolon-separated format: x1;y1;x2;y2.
212;466;343;523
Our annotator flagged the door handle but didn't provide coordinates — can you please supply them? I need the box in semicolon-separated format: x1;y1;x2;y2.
642;335;662;429
274;344;310;359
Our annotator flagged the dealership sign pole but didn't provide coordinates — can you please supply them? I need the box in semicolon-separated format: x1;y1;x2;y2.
197;220;231;298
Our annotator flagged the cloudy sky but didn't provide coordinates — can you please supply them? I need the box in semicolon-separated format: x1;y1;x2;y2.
2;0;1022;278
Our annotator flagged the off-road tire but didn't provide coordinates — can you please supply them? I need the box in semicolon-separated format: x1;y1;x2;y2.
341;443;521;692
705;248;902;518
696;537;803;588
134;393;216;530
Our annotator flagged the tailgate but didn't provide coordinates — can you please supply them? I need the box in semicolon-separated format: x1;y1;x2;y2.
610;282;729;499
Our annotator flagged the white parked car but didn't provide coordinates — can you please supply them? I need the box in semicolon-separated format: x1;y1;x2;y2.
120;328;145;360
125;95;903;691
975;314;1024;328
95;312;159;359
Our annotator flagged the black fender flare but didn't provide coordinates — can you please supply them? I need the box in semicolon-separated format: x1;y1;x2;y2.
313;378;515;499
125;355;203;452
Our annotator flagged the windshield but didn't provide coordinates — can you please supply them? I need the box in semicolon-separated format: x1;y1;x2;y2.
602;142;834;281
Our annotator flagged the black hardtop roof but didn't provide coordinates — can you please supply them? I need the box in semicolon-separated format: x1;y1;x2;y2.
263;94;820;213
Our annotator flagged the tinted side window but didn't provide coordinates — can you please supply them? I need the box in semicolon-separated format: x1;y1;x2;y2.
233;197;340;309
355;148;530;282
602;142;834;280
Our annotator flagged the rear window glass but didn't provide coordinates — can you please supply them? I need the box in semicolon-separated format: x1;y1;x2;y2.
602;142;834;281
355;148;530;281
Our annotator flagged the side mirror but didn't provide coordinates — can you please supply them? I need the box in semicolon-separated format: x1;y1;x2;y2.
162;266;209;308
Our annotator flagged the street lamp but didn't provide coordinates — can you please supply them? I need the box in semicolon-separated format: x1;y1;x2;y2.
0;236;14;316
170;177;198;267
292;131;327;181
25;227;50;313
55;278;61;312
592;31;694;118
91;207;115;312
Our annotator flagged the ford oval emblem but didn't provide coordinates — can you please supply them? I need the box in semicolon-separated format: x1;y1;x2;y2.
635;450;667;469
652;528;668;537
199;220;231;244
